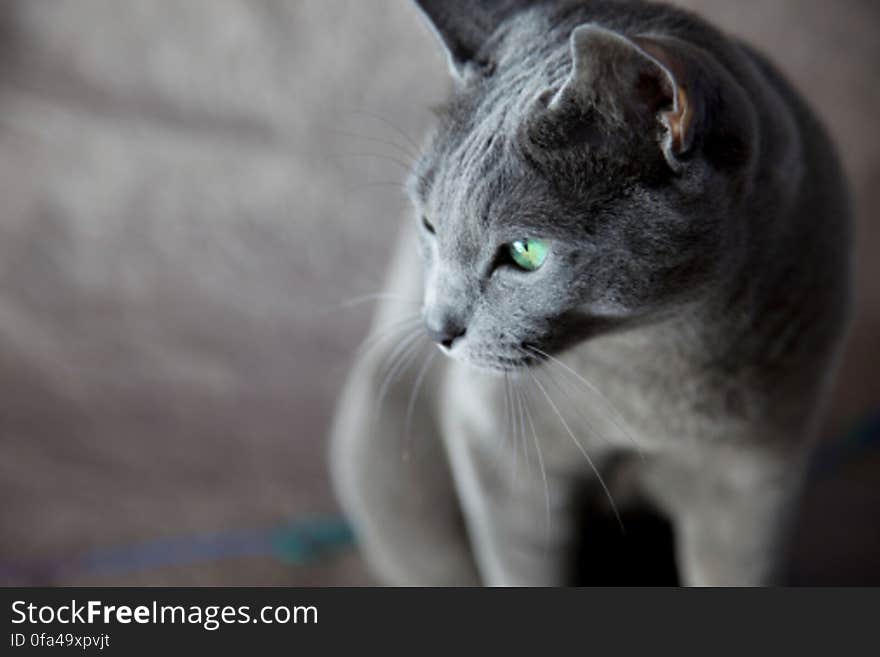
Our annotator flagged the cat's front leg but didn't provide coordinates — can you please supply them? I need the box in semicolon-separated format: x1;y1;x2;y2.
331;355;481;586
644;445;805;586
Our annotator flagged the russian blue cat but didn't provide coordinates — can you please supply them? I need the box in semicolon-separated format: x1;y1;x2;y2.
331;0;851;585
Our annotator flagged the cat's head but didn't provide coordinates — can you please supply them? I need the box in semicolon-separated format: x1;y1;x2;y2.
408;0;756;371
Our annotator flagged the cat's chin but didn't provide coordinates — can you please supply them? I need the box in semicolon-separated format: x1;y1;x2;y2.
449;351;538;375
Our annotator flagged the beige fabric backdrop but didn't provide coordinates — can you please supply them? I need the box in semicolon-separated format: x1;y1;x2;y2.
0;0;877;585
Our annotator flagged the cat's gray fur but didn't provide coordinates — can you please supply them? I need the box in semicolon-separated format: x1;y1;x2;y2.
331;0;851;585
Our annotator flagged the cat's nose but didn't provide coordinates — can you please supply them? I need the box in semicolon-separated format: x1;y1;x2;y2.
424;312;467;350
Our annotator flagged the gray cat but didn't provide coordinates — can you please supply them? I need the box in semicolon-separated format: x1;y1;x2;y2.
330;0;851;585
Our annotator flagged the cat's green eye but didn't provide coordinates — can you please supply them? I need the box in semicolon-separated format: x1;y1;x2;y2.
509;238;549;271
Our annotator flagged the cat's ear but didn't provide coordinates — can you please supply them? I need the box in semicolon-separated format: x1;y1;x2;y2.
550;24;703;171
412;0;524;78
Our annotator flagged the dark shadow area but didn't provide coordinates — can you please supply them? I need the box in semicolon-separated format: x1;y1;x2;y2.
569;482;680;586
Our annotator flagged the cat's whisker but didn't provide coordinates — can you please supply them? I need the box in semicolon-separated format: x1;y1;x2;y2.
345;109;423;157
525;344;644;460
497;372;513;478
403;350;437;461
333;292;421;311
518;377;552;545
339;182;408;218
373;329;425;425
538;364;615;448
505;371;517;475
378;326;423;385
358;312;422;351
343;180;409;199
334;152;414;171
355;314;422;358
329;129;419;161
514;372;530;478
509;374;522;473
511;371;523;477
502;372;511;458
526;368;624;533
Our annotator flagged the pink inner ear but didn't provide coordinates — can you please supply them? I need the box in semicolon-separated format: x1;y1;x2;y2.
634;38;691;154
663;84;689;153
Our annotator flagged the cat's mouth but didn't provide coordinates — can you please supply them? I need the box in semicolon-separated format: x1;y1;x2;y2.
451;342;541;373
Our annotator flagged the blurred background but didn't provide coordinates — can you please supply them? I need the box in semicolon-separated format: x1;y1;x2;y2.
0;0;877;586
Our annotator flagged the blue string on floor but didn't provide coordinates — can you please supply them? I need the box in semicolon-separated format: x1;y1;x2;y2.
1;516;355;585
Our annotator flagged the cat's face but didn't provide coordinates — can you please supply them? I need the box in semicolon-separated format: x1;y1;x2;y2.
408;4;754;371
